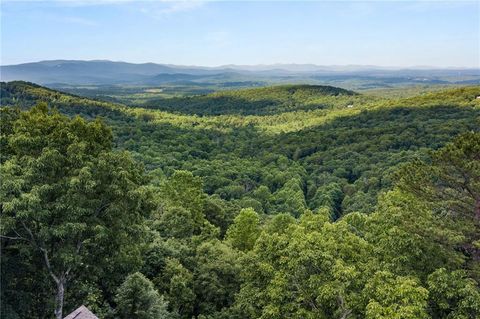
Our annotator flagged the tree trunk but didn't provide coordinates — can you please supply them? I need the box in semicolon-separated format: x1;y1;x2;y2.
54;276;66;319
475;198;480;223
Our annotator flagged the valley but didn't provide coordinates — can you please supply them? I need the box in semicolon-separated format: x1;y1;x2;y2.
1;79;479;319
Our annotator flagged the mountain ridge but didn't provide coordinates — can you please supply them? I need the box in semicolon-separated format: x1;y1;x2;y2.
4;59;479;70
2;60;479;86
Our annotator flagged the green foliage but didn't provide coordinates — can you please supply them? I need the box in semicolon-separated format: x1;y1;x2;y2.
363;271;429;319
2;82;480;319
366;190;465;278
115;272;172;319
1;103;152;318
160;170;205;216
272;178;308;217
427;268;480;319
397;131;480;221
160;258;195;317
140;85;359;116
2;82;478;218
194;240;241;315
396;132;480;280
226;208;261;251
310;182;343;218
235;217;371;318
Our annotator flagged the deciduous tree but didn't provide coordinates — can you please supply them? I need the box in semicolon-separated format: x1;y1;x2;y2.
1;104;152;319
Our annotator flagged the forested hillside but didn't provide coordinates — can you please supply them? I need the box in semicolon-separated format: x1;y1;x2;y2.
1;81;479;319
135;85;360;115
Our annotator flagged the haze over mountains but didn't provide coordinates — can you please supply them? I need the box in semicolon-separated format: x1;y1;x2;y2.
2;60;479;87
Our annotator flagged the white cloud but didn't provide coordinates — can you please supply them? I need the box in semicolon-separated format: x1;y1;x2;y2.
13;0;207;10
2;0;133;6
4;0;207;19
156;1;205;15
138;1;206;19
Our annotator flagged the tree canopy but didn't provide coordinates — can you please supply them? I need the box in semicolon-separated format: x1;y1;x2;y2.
1;82;479;318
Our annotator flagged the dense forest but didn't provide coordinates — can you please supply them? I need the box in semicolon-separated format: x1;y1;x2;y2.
1;81;480;319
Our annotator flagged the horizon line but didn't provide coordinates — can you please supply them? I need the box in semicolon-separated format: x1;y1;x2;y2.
2;59;479;70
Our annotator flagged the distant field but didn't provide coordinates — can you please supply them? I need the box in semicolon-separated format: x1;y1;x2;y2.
50;81;476;108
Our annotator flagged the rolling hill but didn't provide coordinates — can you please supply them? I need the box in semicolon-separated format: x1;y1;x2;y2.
2;80;480;318
136;84;360;115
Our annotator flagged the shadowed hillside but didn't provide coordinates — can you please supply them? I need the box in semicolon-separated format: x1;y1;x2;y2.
137;84;361;115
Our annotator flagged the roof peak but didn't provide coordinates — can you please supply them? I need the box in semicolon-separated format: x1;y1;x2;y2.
63;305;98;319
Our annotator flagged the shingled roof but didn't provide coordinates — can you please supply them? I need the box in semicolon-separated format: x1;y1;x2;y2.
63;305;98;319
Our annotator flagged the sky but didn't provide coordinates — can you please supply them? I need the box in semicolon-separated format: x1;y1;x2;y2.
1;0;479;67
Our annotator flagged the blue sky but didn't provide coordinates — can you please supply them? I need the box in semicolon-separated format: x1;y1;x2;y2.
1;0;479;67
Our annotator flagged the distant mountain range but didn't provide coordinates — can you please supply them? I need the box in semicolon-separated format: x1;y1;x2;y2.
1;60;479;86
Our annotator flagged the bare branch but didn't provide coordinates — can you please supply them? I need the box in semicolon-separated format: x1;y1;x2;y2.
40;247;60;284
0;234;28;241
20;220;37;245
94;201;111;217
18;220;61;284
